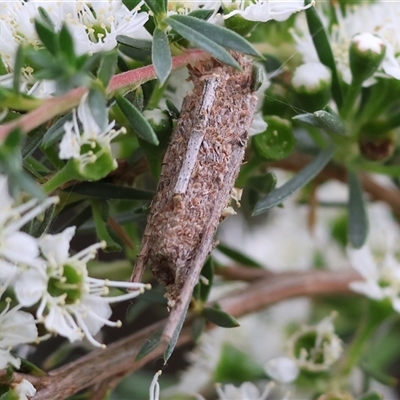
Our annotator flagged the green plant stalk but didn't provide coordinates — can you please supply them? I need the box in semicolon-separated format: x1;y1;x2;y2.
340;81;362;121
338;301;391;379
42;165;74;194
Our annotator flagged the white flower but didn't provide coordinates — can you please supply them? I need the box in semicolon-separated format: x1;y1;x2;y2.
0;1;149;96
14;226;149;347
347;244;400;311
292;1;400;85
13;379;36;400
73;0;150;54
287;313;343;372
0;299;38;369
59;93;125;169
216;382;273;400
168;0;221;22
0;175;57;286
264;356;299;383
223;0;314;23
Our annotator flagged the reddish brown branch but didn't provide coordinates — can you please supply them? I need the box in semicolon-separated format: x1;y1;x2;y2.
2;269;359;400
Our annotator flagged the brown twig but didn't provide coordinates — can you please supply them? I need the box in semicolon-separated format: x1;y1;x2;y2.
1;269;359;400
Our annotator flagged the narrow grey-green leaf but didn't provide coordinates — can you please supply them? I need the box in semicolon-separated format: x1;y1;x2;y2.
305;0;342;108
348;171;368;248
294;111;346;135
116;35;152;51
165;17;239;69
164;300;190;363
293;113;320;128
135;328;163;361
313;110;346;135
253;146;335;215
67;182;154;200
217;243;263;268
13;46;25;93
116;95;159;145
152;28;172;85
98;50;118;88
88;88;108;131
202;307;240;328
187;9;214;20
42;113;72;147
167;15;261;58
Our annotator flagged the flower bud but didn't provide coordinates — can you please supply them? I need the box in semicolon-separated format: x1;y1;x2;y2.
358;120;395;162
292;62;332;111
349;33;386;86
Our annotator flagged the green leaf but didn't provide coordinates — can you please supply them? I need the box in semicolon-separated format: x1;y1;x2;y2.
192;317;206;342
18;358;46;376
164;300;190;362
164;17;240;69
135;328;163;361
253;146;335;215
90;200;122;252
116;35;152;51
42;113;72;147
247;172;277;194
217;243;263;268
305;0;343;108
252;115;295;160
313;110;346;135
37;6;55;29
59;23;76;65
116;95;159;145
13;46;24;93
122;0;143;10
152;28;172;85
356;392;383;400
0;129;45;200
88;88;108;131
67;182;154;200
98;50;118;88
165;99;180;119
0;390;19;400
35;19;58;56
294;110;346;135
202;306;240;328
199;258;214;302
187;9;214;20
348;171;368;248
143;0;166;16
166;15;261;58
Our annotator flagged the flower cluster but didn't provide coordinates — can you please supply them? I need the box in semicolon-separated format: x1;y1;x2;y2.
0;174;149;371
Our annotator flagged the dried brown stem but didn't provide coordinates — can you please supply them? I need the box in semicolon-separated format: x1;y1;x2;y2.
1;269;359;400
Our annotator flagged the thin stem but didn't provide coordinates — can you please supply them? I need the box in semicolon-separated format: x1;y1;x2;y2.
338;300;391;378
340;81;362;121
0;50;208;142
42;165;74;194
